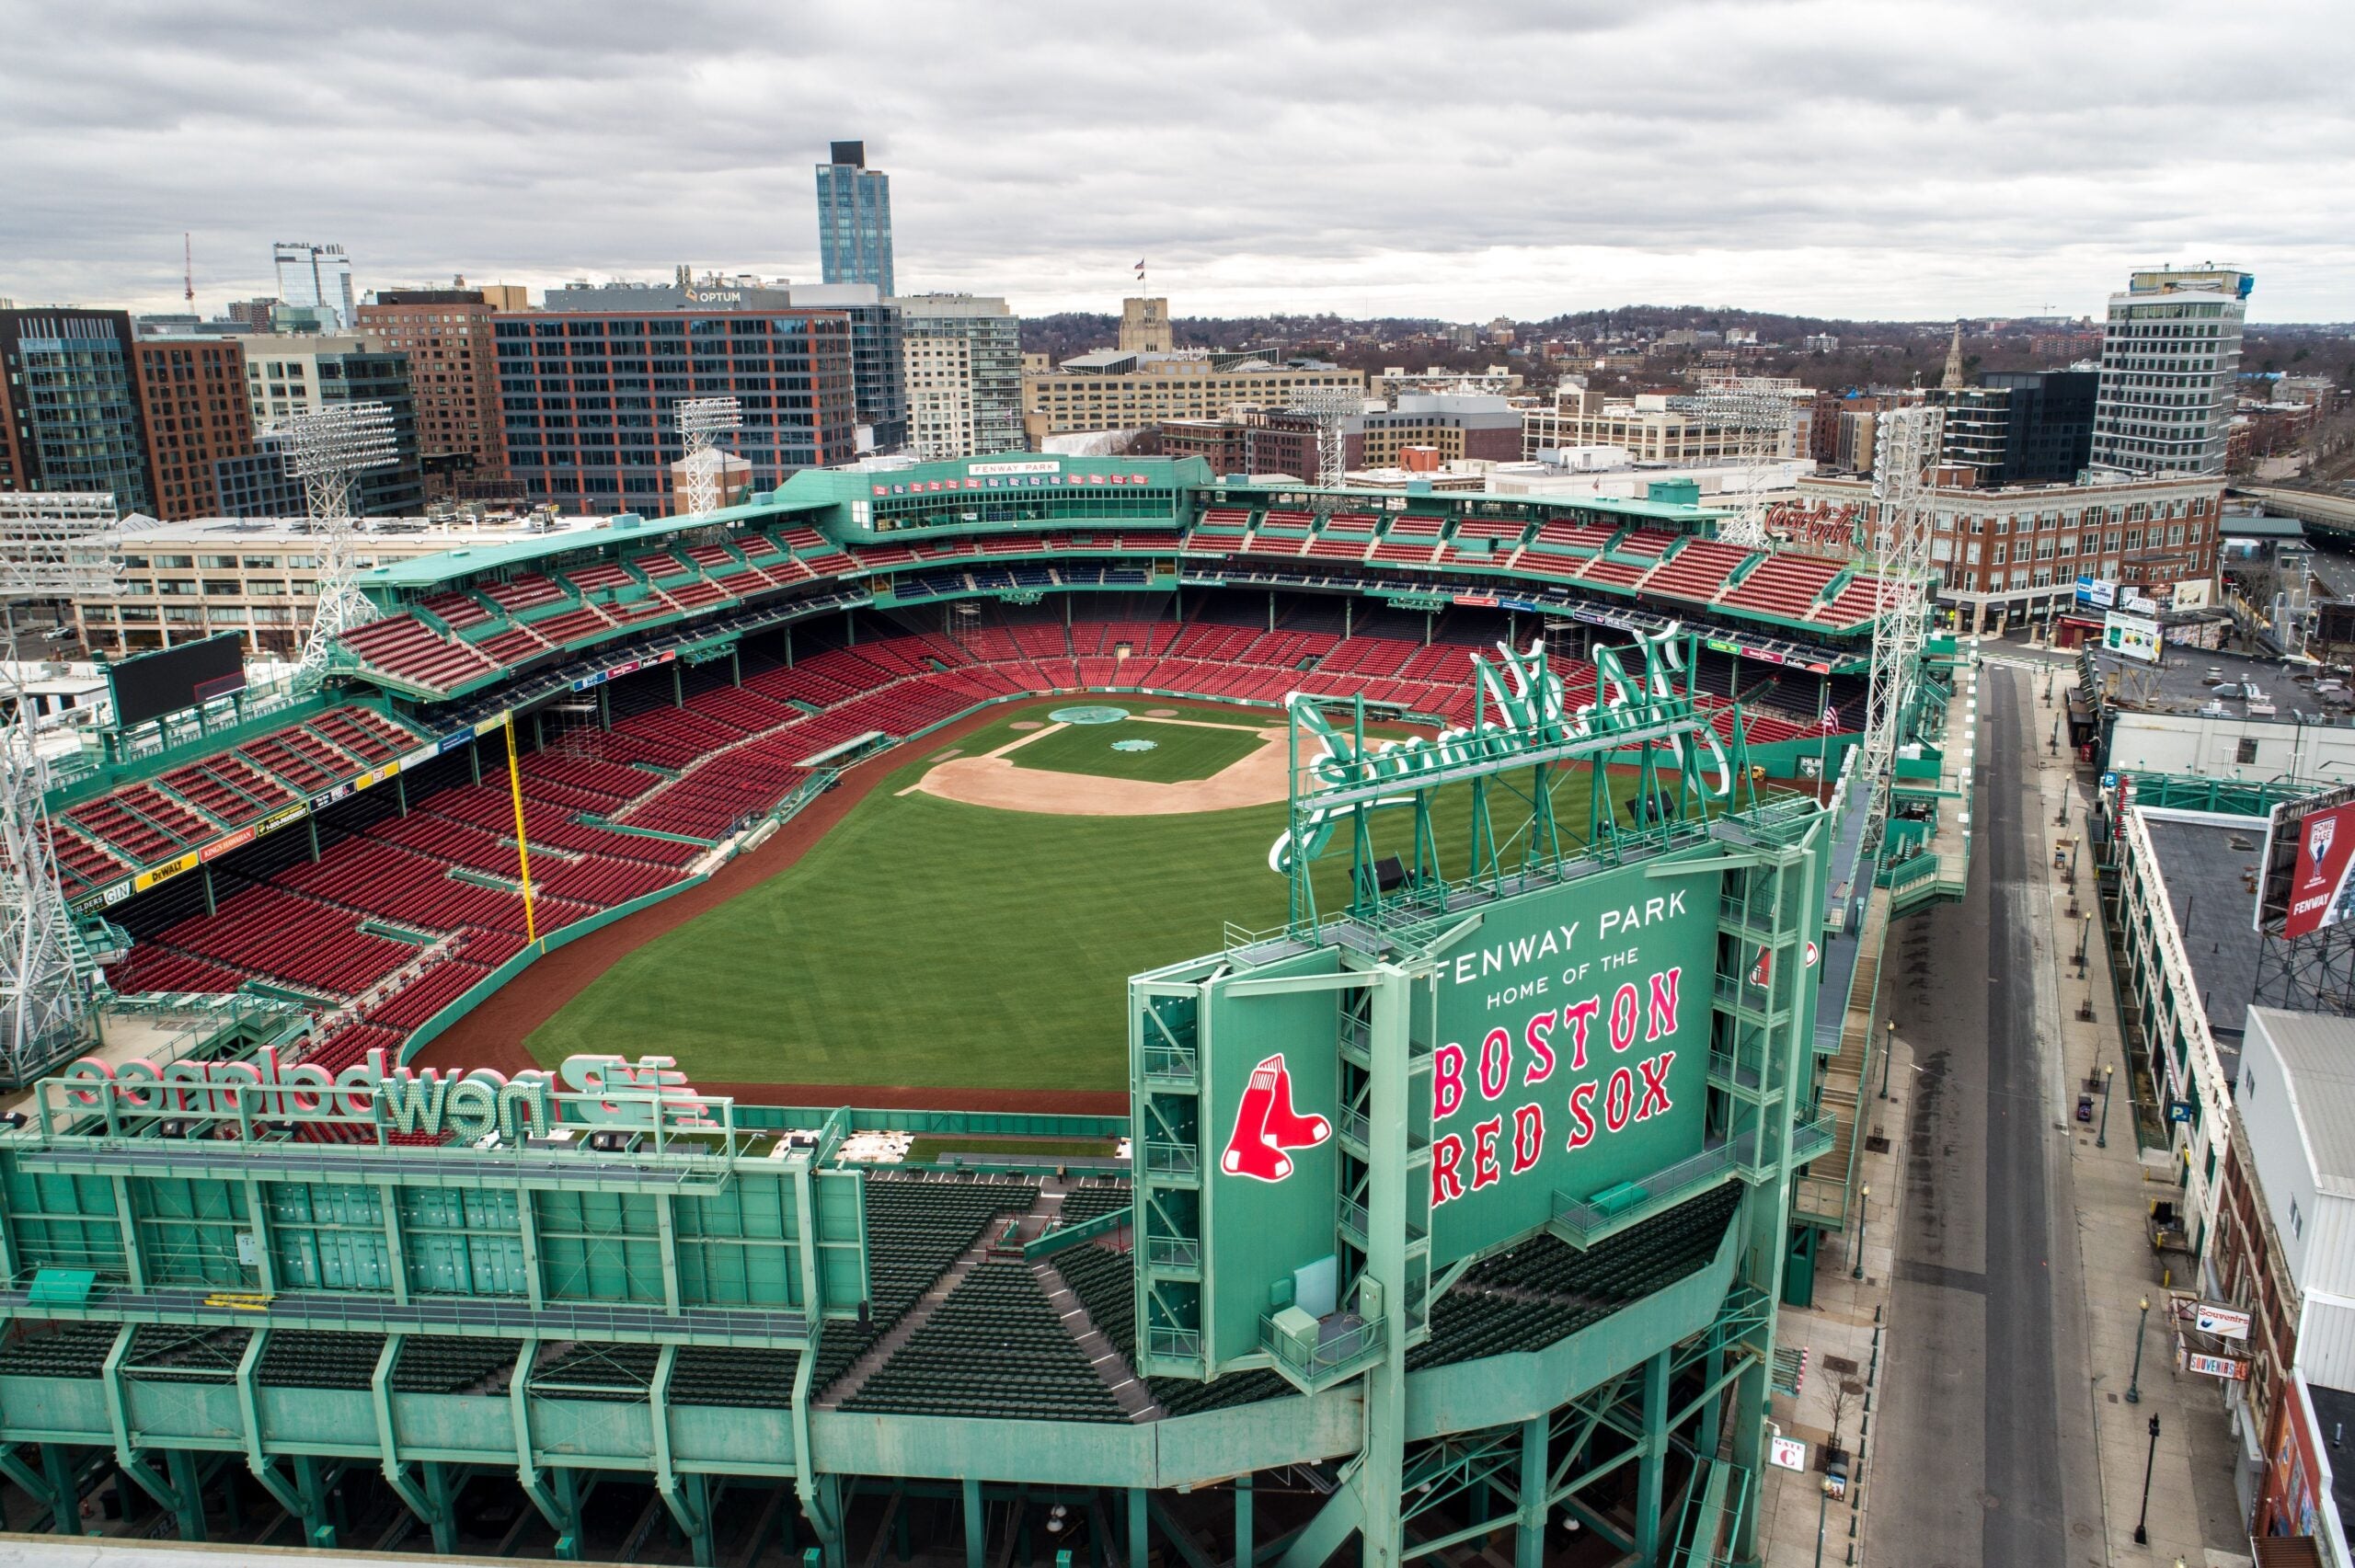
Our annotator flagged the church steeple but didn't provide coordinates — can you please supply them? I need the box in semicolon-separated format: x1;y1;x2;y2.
1940;321;1968;390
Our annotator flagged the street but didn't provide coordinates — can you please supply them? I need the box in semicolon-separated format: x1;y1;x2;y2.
1867;665;2105;1566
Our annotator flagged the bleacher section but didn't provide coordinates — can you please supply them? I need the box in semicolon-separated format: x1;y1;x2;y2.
327;499;1882;702
815;1176;1040;1391
844;1262;1127;1423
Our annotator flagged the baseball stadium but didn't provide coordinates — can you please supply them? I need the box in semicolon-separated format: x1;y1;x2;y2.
0;454;1968;1567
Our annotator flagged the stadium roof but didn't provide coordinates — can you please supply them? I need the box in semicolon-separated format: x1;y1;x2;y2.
362;494;832;589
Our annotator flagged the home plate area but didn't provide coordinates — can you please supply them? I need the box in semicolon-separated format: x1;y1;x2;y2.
910;706;1292;816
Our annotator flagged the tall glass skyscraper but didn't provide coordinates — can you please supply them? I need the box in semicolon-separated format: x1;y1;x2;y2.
816;142;894;296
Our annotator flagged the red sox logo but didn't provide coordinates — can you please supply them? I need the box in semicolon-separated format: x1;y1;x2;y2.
1221;1053;1331;1183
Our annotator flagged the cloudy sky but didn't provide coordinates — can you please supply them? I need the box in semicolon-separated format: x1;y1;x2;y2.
2;0;2348;324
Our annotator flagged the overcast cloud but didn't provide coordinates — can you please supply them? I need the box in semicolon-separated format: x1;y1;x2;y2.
1;0;2348;323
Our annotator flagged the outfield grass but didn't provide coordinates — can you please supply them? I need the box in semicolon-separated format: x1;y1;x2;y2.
528;702;1669;1091
1008;714;1266;784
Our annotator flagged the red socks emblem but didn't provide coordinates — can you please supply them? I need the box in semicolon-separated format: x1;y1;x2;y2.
1221;1054;1331;1183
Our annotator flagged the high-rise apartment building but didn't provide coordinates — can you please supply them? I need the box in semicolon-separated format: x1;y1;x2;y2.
816;141;894;295
904;335;975;460
237;334;426;516
131;338;258;521
897;294;1023;454
2091;265;2251;476
0;308;153;514
498;282;858;513
273;242;357;331
355;289;509;498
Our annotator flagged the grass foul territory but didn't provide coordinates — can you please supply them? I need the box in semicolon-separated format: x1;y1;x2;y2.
528;701;1661;1093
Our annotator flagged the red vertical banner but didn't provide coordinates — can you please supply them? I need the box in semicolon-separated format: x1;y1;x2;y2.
2286;800;2355;938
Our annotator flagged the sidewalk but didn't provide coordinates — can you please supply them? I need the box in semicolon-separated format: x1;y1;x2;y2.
2027;670;2251;1567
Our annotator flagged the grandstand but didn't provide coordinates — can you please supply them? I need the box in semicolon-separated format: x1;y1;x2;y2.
0;452;1910;1565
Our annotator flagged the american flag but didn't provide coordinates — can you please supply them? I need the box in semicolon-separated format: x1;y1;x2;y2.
1820;702;1840;732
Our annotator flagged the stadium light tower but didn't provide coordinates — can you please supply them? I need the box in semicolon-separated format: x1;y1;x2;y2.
1665;385;1795;549
1291;386;1364;490
284;401;398;682
0;492;128;1081
1856;405;1944;851
677;396;743;517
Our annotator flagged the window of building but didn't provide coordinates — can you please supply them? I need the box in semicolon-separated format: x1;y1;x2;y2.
2237;738;2259;765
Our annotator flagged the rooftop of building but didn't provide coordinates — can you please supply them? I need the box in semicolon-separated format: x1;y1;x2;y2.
109;514;616;550
2084;643;2332;719
2142;816;2269;1052
2307;1379;2355;1547
2247;1009;2355;1196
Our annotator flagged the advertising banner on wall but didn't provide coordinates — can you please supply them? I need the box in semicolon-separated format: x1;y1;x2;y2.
1424;858;1721;1263
2075;577;2119;611
2104;612;2162;664
2256;783;2355;937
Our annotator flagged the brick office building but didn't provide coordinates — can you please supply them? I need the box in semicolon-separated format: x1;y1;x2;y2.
130;338;257;521
355;289;509;499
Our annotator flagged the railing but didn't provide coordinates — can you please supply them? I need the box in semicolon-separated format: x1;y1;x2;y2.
1879;853;1939;892
1258;1310;1385;1391
1791;1114;1836;1163
1146;1325;1202;1362
1143;1235;1202;1271
1142;1043;1199;1082
1142;1140;1199;1178
1024;1207;1133;1261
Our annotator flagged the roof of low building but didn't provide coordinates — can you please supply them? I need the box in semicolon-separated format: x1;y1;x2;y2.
2143;817;2269;1052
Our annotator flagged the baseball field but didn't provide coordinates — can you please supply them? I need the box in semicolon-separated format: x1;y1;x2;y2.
525;698;1659;1093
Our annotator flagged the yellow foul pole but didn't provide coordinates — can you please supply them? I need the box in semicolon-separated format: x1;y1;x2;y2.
504;714;538;945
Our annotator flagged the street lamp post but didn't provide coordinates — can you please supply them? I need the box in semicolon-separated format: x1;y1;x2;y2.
2097;1065;2116;1149
1878;1020;1896;1100
1852;1185;1871;1279
2133;1413;2161;1546
2127;1295;2151;1404
1814;1476;1836;1568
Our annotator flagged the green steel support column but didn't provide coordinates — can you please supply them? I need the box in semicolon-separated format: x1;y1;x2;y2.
1635;1349;1669;1562
598;684;611;730
1128;1485;1148;1568
656;1194;684;1313
551;1466;586;1562
371;1335;452;1551
1235;1475;1253;1568
1358;963;1412;1568
516;1189;546;1310
164;1448;205;1541
1700;1344;1727;1457
395;772;408;817
468;739;482;785
40;1443;79;1534
377;1182;409;1304
1514;1417;1546;1568
510;1335;578;1558
649;1344;712;1565
101;1324;186;1532
306;815;319;863
0;1447;62;1534
422;1461;460;1557
963;1475;985;1568
731;647;741;686
789;1353;844;1568
233;1329;308;1528
673;663;685;706
201;864;216;917
785;624;794;669
293;1456;336;1549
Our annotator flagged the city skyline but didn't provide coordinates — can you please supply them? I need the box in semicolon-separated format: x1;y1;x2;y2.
0;0;2347;324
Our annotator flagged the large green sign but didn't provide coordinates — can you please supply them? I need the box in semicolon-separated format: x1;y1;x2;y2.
1199;948;1344;1368
1425;860;1719;1263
